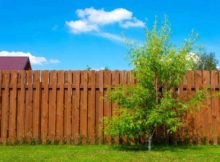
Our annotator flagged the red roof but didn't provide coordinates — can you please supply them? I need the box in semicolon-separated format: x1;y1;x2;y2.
0;57;32;70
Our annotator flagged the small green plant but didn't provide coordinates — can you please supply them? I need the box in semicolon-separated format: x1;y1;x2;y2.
104;17;205;151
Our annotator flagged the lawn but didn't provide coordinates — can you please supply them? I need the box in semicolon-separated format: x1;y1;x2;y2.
0;145;220;162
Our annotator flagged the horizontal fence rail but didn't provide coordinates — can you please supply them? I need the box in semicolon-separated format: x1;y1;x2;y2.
0;70;219;145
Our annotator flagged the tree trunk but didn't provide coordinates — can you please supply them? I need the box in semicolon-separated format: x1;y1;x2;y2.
148;134;153;151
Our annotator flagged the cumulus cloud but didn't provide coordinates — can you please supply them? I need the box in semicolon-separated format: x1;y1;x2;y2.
66;20;98;34
76;8;132;25
0;51;60;65
66;7;145;40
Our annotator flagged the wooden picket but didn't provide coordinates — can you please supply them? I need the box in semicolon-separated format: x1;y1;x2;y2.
72;71;80;144
33;71;40;141
41;71;49;144
0;70;220;145
88;71;96;144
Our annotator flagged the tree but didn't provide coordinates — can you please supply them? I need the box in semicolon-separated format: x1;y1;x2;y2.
104;19;204;151
196;52;218;70
86;65;92;71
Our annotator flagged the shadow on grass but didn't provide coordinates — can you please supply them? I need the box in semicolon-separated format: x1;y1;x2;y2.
112;144;210;152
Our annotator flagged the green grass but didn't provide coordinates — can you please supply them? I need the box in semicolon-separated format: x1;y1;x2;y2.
0;145;220;162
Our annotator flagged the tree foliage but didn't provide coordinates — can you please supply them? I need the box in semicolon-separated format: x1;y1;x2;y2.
196;52;218;70
104;18;204;150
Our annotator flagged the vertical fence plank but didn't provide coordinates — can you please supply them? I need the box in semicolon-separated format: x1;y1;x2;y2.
104;70;112;144
179;74;188;143
96;71;104;144
80;71;88;144
218;71;220;143
8;71;17;144
203;70;211;144
88;71;96;144
187;71;195;144
111;71;120;144
211;71;218;145
25;71;33;142
1;72;10;144
33;71;41;142
48;71;57;143
195;70;203;144
41;71;49;144
0;71;2;140
64;71;72;144
72;71;80;144
17;71;25;142
56;71;64;143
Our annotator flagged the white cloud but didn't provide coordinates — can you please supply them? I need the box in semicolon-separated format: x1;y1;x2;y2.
76;8;132;25
66;20;98;34
121;18;145;28
66;7;145;39
0;51;60;65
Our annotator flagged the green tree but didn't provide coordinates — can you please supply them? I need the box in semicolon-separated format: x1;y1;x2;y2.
86;65;92;71
104;19;204;151
196;52;218;70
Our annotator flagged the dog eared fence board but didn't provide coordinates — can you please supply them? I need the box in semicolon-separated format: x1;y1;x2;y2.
0;70;220;145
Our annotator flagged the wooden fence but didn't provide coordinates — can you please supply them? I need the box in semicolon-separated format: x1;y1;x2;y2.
0;70;219;145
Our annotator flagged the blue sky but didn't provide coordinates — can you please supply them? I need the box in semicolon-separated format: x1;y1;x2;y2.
0;0;220;70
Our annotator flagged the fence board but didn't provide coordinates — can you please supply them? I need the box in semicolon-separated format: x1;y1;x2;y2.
211;71;218;145
80;71;88;144
25;71;33;142
104;71;112;144
33;71;41;142
96;71;104;144
203;71;211;144
195;70;203;144
41;71;49;144
218;71;220;142
48;71;57;143
179;73;188;143
17;71;25;142
8;71;17;144
88;71;96;144
72;71;80;144
0;72;2;139
187;71;195;144
56;71;64;143
1;72;10;144
64;71;72;143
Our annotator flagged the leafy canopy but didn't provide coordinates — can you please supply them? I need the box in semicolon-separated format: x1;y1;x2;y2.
104;18;203;142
